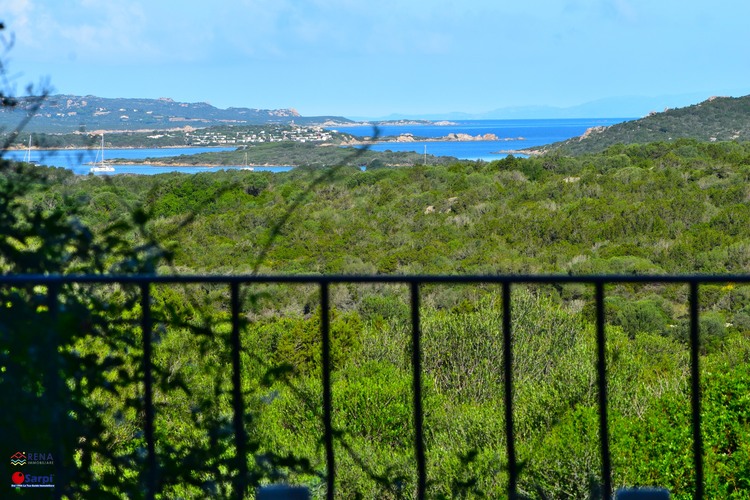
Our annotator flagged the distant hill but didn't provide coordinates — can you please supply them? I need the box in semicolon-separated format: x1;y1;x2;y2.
0;95;355;133
357;92;727;121
537;95;750;155
478;92;716;120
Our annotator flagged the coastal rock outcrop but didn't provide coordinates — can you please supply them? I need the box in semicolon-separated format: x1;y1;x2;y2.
445;133;500;141
579;126;607;141
395;134;416;142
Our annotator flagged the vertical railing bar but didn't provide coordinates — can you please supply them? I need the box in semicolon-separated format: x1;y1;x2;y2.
502;282;518;498
595;282;612;499
689;281;704;499
141;282;157;499
230;282;248;499
410;282;427;499
320;282;335;500
46;283;64;500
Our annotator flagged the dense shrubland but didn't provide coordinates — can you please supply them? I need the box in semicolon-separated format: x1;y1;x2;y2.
4;138;750;497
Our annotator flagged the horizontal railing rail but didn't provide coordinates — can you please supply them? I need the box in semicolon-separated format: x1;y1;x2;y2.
5;273;742;499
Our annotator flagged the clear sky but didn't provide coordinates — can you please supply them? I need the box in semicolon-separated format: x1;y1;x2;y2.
2;0;749;118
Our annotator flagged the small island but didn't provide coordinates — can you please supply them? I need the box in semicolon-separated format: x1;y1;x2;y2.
342;132;525;145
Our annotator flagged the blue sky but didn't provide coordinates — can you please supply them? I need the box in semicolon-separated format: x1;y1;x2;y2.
2;0;750;118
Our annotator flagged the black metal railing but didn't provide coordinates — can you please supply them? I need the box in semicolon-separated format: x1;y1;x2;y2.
5;272;742;499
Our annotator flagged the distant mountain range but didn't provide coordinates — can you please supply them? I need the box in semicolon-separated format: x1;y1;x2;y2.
536;94;750;155
0;95;355;133
359;91;743;121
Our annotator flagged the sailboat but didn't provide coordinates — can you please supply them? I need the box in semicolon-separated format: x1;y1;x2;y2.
89;134;115;173
22;134;40;165
23;135;32;163
241;151;254;171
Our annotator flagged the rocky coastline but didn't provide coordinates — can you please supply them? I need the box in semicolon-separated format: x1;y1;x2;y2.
343;132;525;145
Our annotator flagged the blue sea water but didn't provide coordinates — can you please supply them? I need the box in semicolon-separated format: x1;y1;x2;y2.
2;147;292;175
331;118;631;161
2;119;632;174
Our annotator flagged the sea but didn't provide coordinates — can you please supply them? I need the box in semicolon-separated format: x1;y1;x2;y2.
334;118;629;161
0;147;292;176
2;118;630;175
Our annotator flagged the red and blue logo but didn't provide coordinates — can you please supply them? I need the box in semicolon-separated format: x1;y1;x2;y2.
10;471;54;488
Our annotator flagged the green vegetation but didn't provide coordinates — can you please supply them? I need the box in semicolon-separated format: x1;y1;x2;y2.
0;160;178;496
3;137;750;497
538;95;750;155
78;138;750;278
128;141;455;167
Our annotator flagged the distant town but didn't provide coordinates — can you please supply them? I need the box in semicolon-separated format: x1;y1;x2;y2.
181;125;338;146
1;123;356;150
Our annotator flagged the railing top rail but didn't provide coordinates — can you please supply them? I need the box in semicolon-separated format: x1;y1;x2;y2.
2;272;750;286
